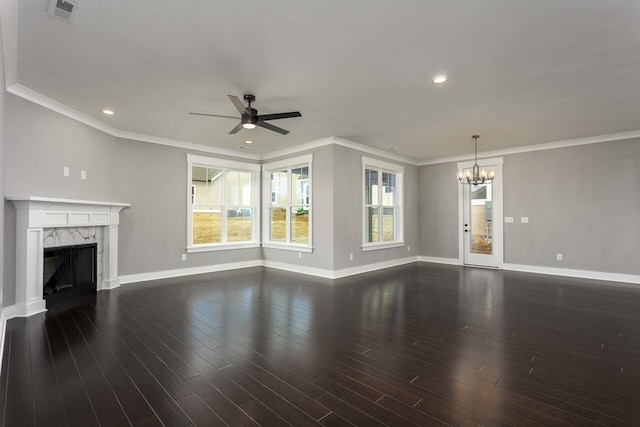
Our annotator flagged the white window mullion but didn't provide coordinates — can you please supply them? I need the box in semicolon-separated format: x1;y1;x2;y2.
221;169;228;243
285;167;292;243
377;171;383;243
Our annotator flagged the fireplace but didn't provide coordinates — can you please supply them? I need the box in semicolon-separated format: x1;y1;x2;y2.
7;196;130;317
43;243;97;306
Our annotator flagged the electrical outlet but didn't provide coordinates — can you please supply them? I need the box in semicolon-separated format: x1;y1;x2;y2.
181;254;187;261
298;252;302;259
556;253;563;261
521;217;529;223
349;253;353;261
63;166;69;176
407;245;411;252
81;170;87;180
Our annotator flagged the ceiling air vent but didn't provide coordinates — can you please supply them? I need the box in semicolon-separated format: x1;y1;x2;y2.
48;0;79;23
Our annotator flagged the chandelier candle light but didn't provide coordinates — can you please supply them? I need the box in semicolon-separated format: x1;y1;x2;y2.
458;135;495;186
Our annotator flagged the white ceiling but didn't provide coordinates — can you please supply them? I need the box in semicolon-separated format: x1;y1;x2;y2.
12;0;640;160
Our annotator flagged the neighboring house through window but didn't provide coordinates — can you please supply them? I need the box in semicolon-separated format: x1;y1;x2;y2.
187;154;260;252
362;156;404;250
262;154;313;252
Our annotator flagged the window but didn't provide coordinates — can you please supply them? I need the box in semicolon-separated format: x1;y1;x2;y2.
362;157;404;250
262;154;313;252
187;154;260;252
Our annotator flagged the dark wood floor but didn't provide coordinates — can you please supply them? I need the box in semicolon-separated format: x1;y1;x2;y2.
2;263;640;426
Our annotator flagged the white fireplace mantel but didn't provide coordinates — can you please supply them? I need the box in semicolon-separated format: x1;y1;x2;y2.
7;196;131;317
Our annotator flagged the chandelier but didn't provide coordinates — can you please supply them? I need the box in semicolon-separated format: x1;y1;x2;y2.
457;135;495;185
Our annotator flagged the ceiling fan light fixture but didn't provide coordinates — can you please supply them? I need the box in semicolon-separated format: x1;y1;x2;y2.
241;115;256;129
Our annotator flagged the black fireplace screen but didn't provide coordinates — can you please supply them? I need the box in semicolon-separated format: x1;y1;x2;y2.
43;243;97;297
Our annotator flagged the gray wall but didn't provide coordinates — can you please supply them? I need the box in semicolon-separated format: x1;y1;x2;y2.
503;138;640;274
332;144;418;271
262;144;335;270
419;138;640;275
418;162;459;259
114;138;261;275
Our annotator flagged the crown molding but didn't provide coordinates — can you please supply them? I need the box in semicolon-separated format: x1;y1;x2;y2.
8;84;119;135
114;129;262;160
418;129;640;166
0;0;18;88
6;84;262;160
331;137;418;165
262;136;418;165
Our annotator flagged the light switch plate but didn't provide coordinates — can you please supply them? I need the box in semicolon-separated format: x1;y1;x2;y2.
504;217;514;223
521;217;529;223
63;166;69;176
81;170;87;180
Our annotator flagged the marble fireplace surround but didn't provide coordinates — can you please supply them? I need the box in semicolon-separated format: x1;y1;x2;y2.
7;196;130;317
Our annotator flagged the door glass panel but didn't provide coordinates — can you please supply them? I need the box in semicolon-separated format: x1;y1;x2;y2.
470;183;493;255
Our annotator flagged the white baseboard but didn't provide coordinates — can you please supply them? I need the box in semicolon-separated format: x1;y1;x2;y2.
333;256;419;279
503;263;640;285
119;260;263;285
261;261;335;279
263;256;419;280
418;256;462;266
0;308;7;373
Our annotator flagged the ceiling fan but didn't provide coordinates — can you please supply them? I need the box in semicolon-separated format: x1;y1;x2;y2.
189;94;302;135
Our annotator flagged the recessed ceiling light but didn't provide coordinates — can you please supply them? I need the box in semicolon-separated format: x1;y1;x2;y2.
431;75;449;84
102;109;115;115
245;140;253;144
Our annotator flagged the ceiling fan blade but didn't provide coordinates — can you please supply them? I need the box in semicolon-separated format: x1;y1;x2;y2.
228;95;249;115
257;121;289;135
189;112;239;119
257;112;302;121
229;122;244;134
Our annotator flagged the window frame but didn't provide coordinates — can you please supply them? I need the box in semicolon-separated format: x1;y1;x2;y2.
362;156;404;251
187;154;261;253
262;154;313;253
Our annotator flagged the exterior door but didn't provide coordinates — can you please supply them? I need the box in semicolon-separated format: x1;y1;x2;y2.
458;158;503;268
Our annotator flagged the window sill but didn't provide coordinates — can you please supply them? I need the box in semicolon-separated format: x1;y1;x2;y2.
262;242;314;253
361;242;405;252
187;243;260;253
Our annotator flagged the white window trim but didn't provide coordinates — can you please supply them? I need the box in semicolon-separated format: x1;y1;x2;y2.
186;154;261;253
361;156;404;251
262;154;313;252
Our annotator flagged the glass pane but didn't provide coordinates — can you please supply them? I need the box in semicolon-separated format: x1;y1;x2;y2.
291;167;310;205
192;166;221;205
225;170;252;206
470;183;493;255
291;206;309;244
365;207;379;243
192;208;222;244
270;207;286;242
270;170;288;206
364;169;378;205
227;208;252;242
382;207;396;242
381;172;396;206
